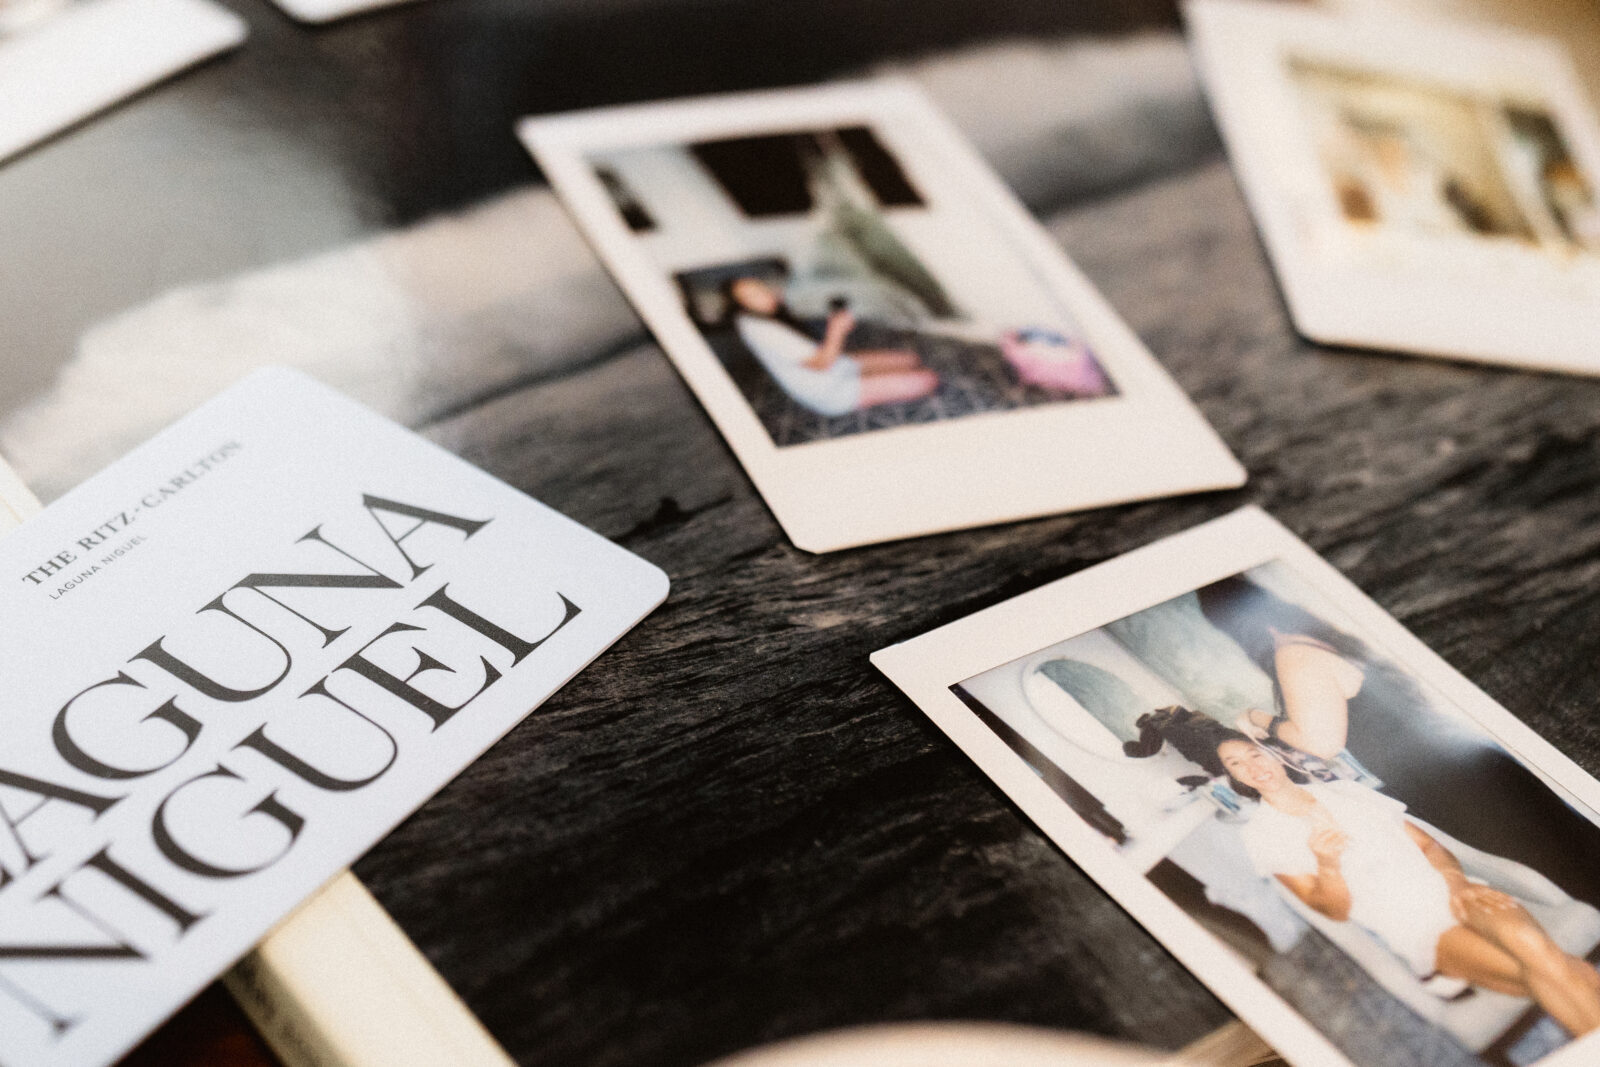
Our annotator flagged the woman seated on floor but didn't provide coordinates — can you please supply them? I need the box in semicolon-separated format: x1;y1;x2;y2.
1213;731;1600;1038
725;275;939;418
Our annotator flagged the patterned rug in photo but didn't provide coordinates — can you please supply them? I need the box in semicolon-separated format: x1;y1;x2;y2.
708;321;1114;448
1262;930;1483;1067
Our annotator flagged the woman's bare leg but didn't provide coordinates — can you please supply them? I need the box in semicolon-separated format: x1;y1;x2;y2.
1435;925;1531;997
1481;906;1600;1037
1272;644;1364;759
1234;708;1274;741
857;370;938;408
1440;899;1600;1036
853;349;923;374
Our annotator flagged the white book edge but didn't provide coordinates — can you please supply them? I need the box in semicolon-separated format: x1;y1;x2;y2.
0;455;513;1067
225;872;515;1067
1170;1021;1282;1067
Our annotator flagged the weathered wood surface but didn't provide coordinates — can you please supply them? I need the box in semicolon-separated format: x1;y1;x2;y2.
1;0;1581;1059
351;154;1600;1066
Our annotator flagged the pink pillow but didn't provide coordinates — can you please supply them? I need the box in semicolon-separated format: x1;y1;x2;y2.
1000;327;1111;395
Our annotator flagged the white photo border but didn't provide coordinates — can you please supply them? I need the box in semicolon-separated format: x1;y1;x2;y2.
1187;0;1600;376
872;505;1600;1067
520;81;1245;553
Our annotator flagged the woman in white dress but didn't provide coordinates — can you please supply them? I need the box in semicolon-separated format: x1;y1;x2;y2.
1219;737;1600;1038
726;276;938;418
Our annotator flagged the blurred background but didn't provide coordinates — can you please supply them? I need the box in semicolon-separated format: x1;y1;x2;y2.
2;0;1594;426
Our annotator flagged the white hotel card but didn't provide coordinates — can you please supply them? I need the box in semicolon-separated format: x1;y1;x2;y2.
0;368;668;1066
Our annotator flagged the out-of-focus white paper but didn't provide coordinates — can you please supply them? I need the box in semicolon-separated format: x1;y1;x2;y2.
265;0;421;25
0;455;37;530
0;367;668;1066
0;0;245;165
1188;0;1600;375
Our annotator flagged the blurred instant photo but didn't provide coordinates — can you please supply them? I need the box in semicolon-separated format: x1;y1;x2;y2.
1188;0;1600;375
0;0;245;164
874;508;1600;1067
522;82;1244;552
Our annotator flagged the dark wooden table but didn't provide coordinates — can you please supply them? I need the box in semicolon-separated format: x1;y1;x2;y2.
7;2;1600;1065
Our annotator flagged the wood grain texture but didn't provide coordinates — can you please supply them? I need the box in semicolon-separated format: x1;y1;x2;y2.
120;984;277;1067
350;153;1600;1065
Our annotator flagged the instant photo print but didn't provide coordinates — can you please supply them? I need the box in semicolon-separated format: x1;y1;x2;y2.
874;508;1600;1067
1188;0;1600;375
522;81;1244;552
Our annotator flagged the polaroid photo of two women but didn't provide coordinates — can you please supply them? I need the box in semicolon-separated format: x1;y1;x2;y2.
874;507;1600;1067
1188;0;1600;376
521;81;1245;553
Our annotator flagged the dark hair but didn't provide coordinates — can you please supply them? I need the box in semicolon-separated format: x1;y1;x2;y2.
1124;706;1244;778
1218;743;1311;801
1124;705;1308;799
719;275;763;320
721;275;812;335
1195;574;1369;693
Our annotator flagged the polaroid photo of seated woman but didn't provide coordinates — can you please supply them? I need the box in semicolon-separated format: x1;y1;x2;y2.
874;507;1600;1067
1188;0;1600;376
522;82;1244;552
